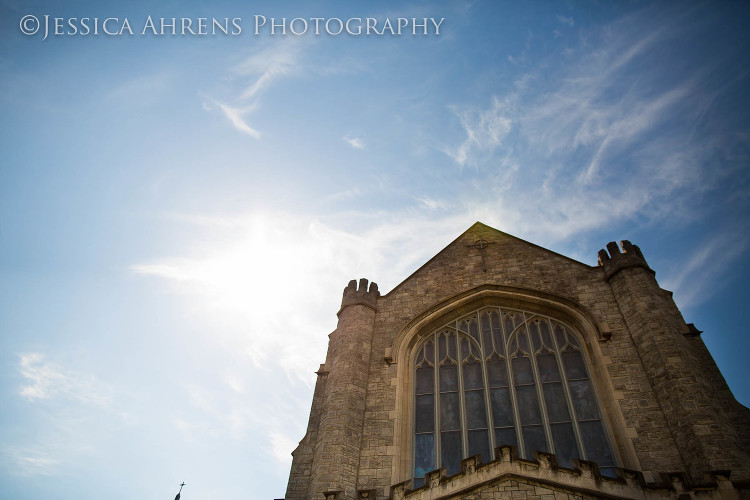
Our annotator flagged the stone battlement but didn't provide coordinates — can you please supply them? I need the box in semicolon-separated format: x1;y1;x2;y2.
389;446;743;500
597;240;653;281
339;278;380;314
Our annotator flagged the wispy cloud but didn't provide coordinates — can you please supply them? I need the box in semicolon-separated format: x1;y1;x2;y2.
442;4;741;245
204;39;307;138
7;354;121;477
661;229;750;310
446;96;513;167
3;446;61;477
215;101;260;138
18;353;112;408
235;40;304;100
343;135;365;149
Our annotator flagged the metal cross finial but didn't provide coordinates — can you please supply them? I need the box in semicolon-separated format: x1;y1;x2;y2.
174;482;185;500
468;238;496;272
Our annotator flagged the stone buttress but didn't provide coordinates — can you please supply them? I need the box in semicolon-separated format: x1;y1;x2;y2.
303;279;380;500
599;240;750;482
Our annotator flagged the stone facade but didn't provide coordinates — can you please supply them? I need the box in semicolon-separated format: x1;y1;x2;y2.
282;223;750;500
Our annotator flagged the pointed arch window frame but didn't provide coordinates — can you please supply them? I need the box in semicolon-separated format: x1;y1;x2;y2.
411;306;617;485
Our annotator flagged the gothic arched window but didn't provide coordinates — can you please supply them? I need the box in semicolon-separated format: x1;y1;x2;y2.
413;307;615;486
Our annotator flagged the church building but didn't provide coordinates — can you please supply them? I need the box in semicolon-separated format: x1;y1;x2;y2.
283;222;750;500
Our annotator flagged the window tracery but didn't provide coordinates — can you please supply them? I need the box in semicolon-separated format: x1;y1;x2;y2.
412;307;615;486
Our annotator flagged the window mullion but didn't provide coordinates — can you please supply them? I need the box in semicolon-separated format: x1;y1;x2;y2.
480;310;496;460
506;314;525;457
550;320;585;460
527;318;554;457
456;322;468;464
433;331;441;470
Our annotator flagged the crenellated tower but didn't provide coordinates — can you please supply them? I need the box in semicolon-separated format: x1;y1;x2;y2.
599;240;750;481
306;279;380;500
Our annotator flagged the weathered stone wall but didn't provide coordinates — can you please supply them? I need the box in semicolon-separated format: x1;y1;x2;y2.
285;222;750;500
307;279;379;499
601;241;750;481
356;224;686;494
286;366;327;499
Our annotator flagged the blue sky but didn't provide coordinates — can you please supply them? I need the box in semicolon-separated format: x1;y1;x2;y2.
1;1;749;498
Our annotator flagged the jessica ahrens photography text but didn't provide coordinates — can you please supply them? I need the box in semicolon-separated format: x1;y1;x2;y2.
19;14;446;39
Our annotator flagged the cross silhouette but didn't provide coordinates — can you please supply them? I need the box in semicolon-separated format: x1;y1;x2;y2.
174;482;186;500
467;238;496;272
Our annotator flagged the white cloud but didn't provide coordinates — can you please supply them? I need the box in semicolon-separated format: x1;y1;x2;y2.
18;353;112;408
3;446;60;477
234;39;305;100
216;101;260;139
662;230;750;310
205;39;307;137
7;354;133;478
441;7;729;245
446;96;513;167
343;135;365;149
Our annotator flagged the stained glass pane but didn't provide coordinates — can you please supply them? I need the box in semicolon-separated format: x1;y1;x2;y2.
468;429;490;462
414;433;435;479
458;320;468;333
542;382;570;423
440;363;458;392
463;360;483;390
550;422;578;468
415;394;434;433
424;340;434;363
438;333;447;361
512;356;534;385
569;379;599;421
465;390;487;428
415;349;424;366
518;331;530;353
494;427;517;448
440;392;460;430
490;387;514;426
491;311;502;351
537;353;561;382
482;327;492;356
580;420;614;467
461;337;470;359
508;337;518;356
440;431;462;475
522;425;548;457
505;315;516;338
469;320;480;343
561;350;586;380
481;312;491;333
567;330;580;347
554;324;566;348
516;385;542;425
447;332;457;359
529;322;541;352
416;366;434;394
487;357;508;387
540;321;553;349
